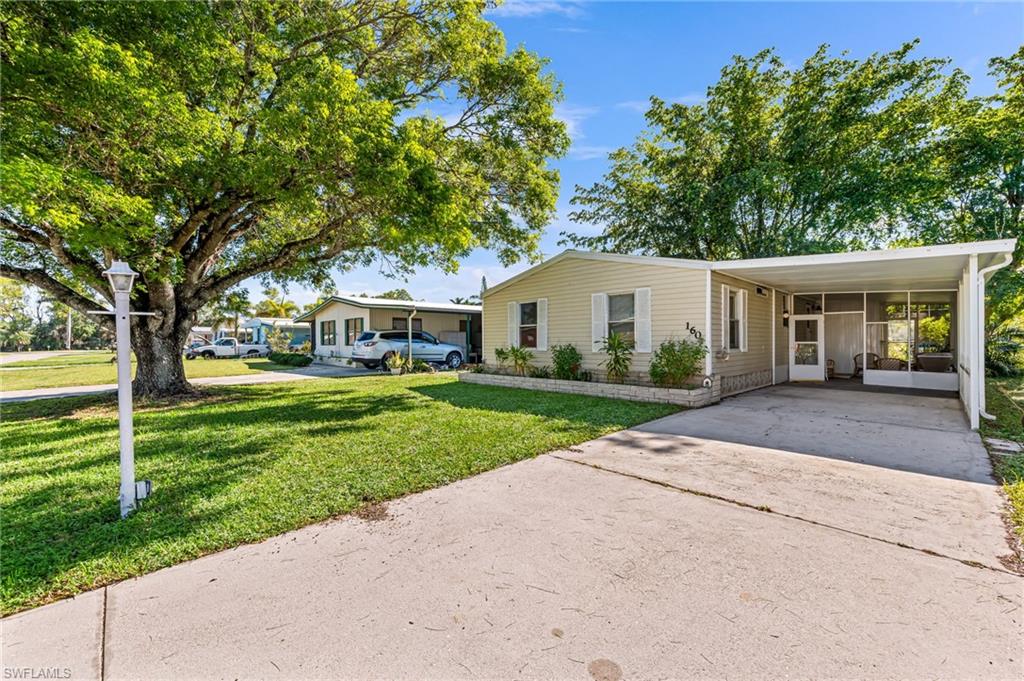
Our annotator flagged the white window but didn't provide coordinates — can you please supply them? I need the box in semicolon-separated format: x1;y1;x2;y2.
519;302;538;348
591;288;651;353
508;299;547;350
722;285;747;352
607;293;635;347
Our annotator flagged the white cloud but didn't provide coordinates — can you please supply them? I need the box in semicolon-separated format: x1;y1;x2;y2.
554;103;598;141
615;99;650;113
487;1;585;19
616;91;706;114
569;145;614;161
672;92;707;106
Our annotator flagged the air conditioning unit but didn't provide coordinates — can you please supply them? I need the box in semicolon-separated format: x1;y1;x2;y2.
755;286;769;297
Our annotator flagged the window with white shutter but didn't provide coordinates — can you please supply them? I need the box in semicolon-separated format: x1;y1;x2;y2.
634;288;651;353
507;301;518;347
536;298;548;351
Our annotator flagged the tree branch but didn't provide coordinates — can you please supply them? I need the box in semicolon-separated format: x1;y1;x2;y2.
0;264;114;330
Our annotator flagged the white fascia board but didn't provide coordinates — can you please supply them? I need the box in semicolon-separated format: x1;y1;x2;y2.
711;239;1017;272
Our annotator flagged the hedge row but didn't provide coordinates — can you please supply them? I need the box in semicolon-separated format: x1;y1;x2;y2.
269;352;313;367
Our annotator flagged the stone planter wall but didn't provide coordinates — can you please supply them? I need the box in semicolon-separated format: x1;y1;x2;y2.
313;356;354;367
458;372;721;408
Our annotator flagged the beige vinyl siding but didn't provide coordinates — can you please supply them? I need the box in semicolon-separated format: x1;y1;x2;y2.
311;302;369;358
482;257;707;376
710;272;774;393
367;309;468;340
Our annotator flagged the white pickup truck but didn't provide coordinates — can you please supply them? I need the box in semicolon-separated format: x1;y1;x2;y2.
185;338;270;359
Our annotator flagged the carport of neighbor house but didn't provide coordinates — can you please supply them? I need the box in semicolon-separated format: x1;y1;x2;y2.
557;383;1012;570
713;239;1016;429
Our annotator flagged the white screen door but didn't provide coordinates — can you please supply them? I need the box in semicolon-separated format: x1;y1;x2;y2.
790;314;825;381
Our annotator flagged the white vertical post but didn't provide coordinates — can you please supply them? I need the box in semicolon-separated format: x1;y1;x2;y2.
968;254;980;430
66;308;73;350
704;269;713;377
114;287;136;518
770;288;776;385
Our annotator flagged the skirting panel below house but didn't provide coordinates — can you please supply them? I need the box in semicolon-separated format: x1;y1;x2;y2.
721;370;772;396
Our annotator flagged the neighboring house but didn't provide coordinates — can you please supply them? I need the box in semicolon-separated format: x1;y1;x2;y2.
187;326;215;345
225;317;311;346
481;239;1016;430
296;296;482;361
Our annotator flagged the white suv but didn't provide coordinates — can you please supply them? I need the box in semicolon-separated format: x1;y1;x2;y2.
351;330;465;369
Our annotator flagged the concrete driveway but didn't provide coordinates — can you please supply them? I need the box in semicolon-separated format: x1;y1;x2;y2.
3;385;1021;680
558;384;1012;571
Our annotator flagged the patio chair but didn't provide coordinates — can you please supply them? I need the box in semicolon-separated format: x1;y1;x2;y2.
826;358;835;380
876;357;903;371
853;352;878;377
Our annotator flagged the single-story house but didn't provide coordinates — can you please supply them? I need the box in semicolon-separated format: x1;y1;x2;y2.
235;317;311;346
296;295;482;361
481;239;1017;429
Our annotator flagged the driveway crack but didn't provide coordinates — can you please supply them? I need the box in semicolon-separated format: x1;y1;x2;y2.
547;454;1021;577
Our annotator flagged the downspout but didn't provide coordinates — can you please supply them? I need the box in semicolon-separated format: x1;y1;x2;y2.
977;253;1013;421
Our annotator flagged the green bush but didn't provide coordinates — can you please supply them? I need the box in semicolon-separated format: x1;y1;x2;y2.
600;332;632;383
411;358;436;373
551;343;584;380
269;352;313;367
494;347;510;369
527;364;552;379
648;338;708;388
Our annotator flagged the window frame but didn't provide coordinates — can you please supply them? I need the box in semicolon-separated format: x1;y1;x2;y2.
518;301;538;348
392;317;422;332
344;317;363;346
606;291;636;349
319;319;337;346
722;285;747;352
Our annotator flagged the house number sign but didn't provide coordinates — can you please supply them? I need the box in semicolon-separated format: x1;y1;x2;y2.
685;322;704;341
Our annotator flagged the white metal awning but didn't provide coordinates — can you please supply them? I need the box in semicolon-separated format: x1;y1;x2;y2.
712;240;1016;292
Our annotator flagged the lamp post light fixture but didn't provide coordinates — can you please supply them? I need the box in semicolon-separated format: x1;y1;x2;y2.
99;261;152;518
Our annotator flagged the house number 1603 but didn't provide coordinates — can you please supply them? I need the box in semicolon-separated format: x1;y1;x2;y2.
685;322;703;341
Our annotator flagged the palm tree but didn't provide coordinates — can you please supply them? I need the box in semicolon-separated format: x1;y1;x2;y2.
254;287;299;318
450;295;480;305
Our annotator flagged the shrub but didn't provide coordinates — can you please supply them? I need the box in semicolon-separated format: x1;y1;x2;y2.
411;358;436;373
649;338;708;388
527;364;552;379
507;346;534;376
494;347;510;369
385;351;407;371
268;351;313;367
551;343;584;380
266;328;293;353
600;332;633;383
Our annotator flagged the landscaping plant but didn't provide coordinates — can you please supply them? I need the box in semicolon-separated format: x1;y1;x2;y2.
600;332;633;383
507;346;535;377
494;347;511;371
649;338;708;388
386;352;408;373
551;343;584;380
527;365;552;379
268;352;313;368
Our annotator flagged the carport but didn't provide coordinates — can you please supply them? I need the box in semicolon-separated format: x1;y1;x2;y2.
712;239;1016;429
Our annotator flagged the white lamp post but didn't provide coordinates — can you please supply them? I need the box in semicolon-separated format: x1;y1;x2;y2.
101;261;152;518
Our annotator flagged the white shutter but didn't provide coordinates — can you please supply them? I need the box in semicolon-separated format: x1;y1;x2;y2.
507;301;518;347
591;293;607;352
721;284;729;351
739;289;748;352
634;288;652;353
536;298;548;351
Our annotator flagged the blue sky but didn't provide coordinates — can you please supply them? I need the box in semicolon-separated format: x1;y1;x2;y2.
268;1;1024;308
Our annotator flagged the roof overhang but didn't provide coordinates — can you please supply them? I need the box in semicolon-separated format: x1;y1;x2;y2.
712;240;1017;293
295;296;481;322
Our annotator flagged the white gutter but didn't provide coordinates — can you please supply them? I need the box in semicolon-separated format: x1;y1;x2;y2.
978;253;1014;421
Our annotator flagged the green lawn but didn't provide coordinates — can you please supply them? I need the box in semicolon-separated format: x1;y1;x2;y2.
0;374;676;614
981;376;1024;542
1;351;116;368
1;357;291;391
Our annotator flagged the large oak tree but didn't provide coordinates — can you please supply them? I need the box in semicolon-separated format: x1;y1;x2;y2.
1;0;567;395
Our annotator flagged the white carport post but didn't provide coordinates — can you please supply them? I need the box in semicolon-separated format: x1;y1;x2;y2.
967;255;980;430
406;307;416;367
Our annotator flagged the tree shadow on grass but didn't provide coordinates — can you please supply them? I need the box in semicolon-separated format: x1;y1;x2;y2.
1;382;421;613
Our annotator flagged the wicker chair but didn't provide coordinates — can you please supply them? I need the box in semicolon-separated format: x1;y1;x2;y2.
876;357;903;371
853;352;879;377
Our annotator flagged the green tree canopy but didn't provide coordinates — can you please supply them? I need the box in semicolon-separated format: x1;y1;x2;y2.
0;0;567;394
566;42;965;260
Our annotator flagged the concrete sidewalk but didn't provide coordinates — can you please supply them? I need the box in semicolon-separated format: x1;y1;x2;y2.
3;455;1021;680
0;364;371;403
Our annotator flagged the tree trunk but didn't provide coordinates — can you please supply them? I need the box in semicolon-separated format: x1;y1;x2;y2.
131;321;194;398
